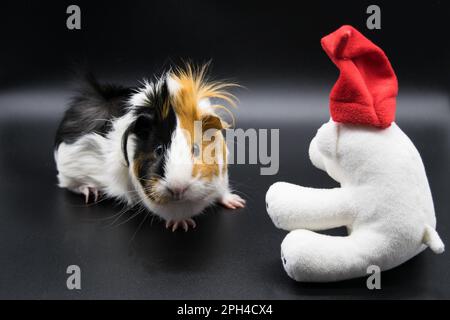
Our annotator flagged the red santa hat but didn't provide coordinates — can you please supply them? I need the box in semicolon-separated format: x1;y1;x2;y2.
321;25;398;128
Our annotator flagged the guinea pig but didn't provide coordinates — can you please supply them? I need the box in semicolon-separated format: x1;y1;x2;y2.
54;64;245;231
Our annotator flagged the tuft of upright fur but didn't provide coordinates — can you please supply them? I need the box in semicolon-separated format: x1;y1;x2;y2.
170;63;238;128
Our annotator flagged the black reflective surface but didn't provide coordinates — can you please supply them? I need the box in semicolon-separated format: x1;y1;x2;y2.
0;0;448;300
0;85;449;299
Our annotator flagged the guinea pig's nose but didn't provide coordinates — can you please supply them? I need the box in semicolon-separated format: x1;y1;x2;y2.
167;185;188;199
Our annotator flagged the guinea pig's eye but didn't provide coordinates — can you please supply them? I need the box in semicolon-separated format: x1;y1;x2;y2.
192;143;200;157
154;145;164;157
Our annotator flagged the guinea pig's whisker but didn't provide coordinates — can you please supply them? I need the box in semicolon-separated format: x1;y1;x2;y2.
128;211;150;245
122;189;141;195
83;205;129;222
227;178;252;201
104;203;140;228
92;118;113;122
137;174;165;183
111;207;145;229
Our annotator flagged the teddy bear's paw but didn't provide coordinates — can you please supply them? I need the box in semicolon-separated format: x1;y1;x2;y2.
265;182;294;229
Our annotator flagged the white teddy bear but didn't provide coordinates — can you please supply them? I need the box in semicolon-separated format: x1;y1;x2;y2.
265;25;444;282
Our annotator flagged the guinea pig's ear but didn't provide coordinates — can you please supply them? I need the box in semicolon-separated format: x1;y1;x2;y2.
314;120;339;159
121;114;154;167
202;114;225;131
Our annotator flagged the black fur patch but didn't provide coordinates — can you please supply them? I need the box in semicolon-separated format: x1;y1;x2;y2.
122;78;177;184
55;73;134;146
56;72;177;188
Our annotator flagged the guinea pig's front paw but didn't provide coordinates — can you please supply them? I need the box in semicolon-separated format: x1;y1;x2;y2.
220;193;246;210
165;218;196;232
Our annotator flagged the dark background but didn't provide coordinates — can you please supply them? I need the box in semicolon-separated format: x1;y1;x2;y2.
1;0;448;87
0;0;449;299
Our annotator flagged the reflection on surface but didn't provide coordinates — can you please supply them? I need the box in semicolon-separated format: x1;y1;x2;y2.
0;85;449;298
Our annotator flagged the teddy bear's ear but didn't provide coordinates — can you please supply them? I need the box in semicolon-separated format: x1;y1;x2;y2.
314;119;339;159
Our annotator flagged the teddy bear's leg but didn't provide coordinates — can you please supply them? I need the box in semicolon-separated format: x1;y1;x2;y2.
280;229;382;282
266;182;354;231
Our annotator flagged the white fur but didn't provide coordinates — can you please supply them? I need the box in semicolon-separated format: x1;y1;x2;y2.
266;119;444;282
166;75;181;95
128;80;153;106
55;111;137;205
198;98;212;112
164;124;195;188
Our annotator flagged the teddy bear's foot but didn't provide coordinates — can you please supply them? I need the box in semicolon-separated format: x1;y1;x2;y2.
281;229;378;282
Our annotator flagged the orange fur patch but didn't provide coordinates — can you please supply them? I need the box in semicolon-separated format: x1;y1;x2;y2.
169;64;237;180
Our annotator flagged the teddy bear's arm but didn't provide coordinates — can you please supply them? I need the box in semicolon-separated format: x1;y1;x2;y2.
265;182;355;231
